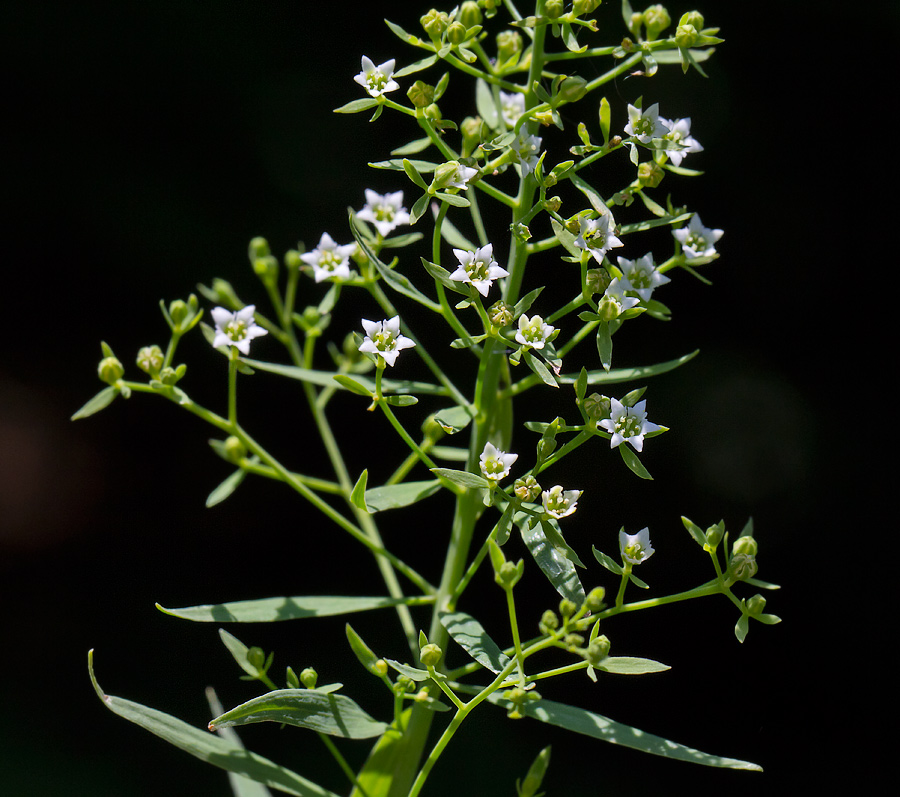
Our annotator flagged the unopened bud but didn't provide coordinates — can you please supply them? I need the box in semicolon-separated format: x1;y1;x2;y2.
585;634;611;665
729;553;758;581
732;536;758;557
514;475;542;502
447;21;467;45
285;249;303;271
247;647;266;670
248;236;270;260
136;345;164;377
98;356;124;386
374;659;389;677
223;435;246;464
583;392;611;421
300;667;318;688
675;23;699;48
253;255;279;284
420;9;449;39
643;4;671;40
544;196;562;213
461;116;484;157
745;594;766;616
638;160;665;188
564;633;584;650
169;299;190;326
488;300;514;328
408;80;435;109
424;103;442;121
558;76;587;104
597;295;621;322
432;160;463;190
585;586;606;612
559;598;577;619
459;1;482;28
496;30;522;63
573;0;601;16
679;11;705;30
545;0;564;18
539;609;559;634
419;643;442;667
585;268;611;295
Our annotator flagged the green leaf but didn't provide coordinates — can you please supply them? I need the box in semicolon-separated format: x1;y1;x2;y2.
219;629;260;678
591;546;623;576
517;745;551;797
350;470;369;512
206;468;247;508
364;479;442;512
384;660;431;682
558;350;698;386
393;55;438;77
438;610;511;674
420;257;468;294
433;405;474;434
369;158;438;174
735;613;749;643
88;651;340;797
435;191;470;208
618;444;653;480
523;350;558;388
345;623;383;677
71;385;119;420
475;78;499;129
596;320;613;371
550;218;581;258
350;709;415;797
487;692;762;771
210;689;388;739
570;173;611;216
598;96;611;144
618;212;691;236
681;516;708;548
430;467;490;490
430;445;469;462
334;98;380;114
410;193;430;224
333;375;373;397
157;595;431;623
402;158;428;190
511;286;544;319
384;395;418;406
519;514;585;604
391;137;433;156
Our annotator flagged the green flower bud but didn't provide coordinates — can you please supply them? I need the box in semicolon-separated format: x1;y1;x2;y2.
497;559;524;589
732;535;758;557
539;609;559;635
638;160;665;188
643;4;671;40
248;236;270;261
284;249;303;271
585;586;606;613
420;9;449;39
253;255;279;284
461;116;484;157
432;160;463;190
514;475;542;502
745;594;766;616
564;633;584;650
488;300;514;328
447;21;467;45
582;392;611;421
628;12;644;36
675;23;699;48
424;103;442;121
597;294;622;321
705;521;725;549
557;76;587;104
168;299;189;326
559;598;577;619
459;1;482;28
300;667;318;688
585;267;611;295
374;659;389;677
729;553;758;581
496;30;522;63
285;666;300;689
206;278;241;309
98;356;125;386
395;675;415;694
223;435;246;464
679;11;705;30
573;0;601;16
545;0;564;18
585;634;611;665
136;345;164;377
544;196;562;213
247;646;266;671
158;365;184;386
407;80;435;109
419;643;443;668
565;215;582;234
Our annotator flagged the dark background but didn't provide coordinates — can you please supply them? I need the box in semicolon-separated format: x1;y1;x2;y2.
3;1;884;794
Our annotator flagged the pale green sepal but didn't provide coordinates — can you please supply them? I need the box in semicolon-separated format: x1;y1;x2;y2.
350;470;369;512
88;651;341;797
383;395;418;407
735;614;749;643
438;610;512;674
210;689;388;739
157;595;431;623
207;468;247;508
681;516;708;547
71;385;119;420
402;159;428;190
745;577;780;591
519;515;586;604
430;467;490;489
596;321;613;372
599;97;611;144
364;479;442;512
486;691;762;771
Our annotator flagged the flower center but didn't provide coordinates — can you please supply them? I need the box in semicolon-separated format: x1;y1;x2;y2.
482;457;505;477
615;413;642;438
373;330;396;351
627;268;651;289
368;71;388;91
467;258;490;281
374;203;394;222
624;542;645;560
225;320;248;341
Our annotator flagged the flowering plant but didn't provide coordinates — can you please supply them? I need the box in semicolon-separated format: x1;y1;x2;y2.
76;2;779;795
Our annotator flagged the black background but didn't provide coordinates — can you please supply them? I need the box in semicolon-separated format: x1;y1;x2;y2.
2;1;886;794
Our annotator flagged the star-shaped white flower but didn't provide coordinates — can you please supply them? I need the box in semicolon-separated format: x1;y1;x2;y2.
513;131;542;172
541;485;582;519
515;314;555;350
619;527;654;565
449;243;509;297
211;305;268;355
479;442;518;482
624;103;668;144
574;214;623;264
499;90;526;127
659;117;703;166
356;189;410;237
300;233;356;283
616;254;670;302
354;56;400;98
599;276;641;318
673;214;723;259
597;398;661;452
358;316;415;367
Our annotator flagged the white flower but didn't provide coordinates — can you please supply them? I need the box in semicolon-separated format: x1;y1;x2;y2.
499;90;526;127
479;442;518;481
659;117;703;166
619;527;654;565
354;56;400;98
356;189;410;237
211;305;268;355
597;398;661;453
435;160;479;191
598;276;641;318
624;103;668;144
513;131;542;172
574;214;623;264
358;316;415;367
515;314;555;350
300;232;356;283
541;485;582;519
449;243;509;297
616;254;670;302
673;214;723;259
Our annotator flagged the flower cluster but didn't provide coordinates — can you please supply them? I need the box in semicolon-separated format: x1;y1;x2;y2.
625;103;703;166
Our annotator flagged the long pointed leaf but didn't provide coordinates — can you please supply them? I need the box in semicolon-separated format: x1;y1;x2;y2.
439;610;511;674
518;515;585;604
557;350;698;386
364;479;442;512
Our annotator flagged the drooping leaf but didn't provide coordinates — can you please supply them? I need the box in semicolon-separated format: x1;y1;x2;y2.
88;651;340;797
438;610;512;674
346;623;383;676
518;515;585;604
157;595;432;623
210;689;388;739
207;468;248;508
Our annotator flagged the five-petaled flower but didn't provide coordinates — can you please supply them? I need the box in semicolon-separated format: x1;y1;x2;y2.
356;189;410;237
597;398;661;452
624;103;668;144
541;485;582;519
300;233;356;283
574;214;623;264
515;314;555;350
358;316;415;367
660;117;703;166
354;56;400;98
449;243;509;297
211;306;268;355
673;215;723;259
616;254;670;302
479;442;518;482
619;527;655;565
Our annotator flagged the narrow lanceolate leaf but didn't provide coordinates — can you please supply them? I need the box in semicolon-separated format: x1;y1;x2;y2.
350;470;369;512
475;78;498;128
209;689;388;739
345;623;382;676
88;651;340;797
557;350;698;386
430;467;490;490
618;443;653;480
364;479;442;512
439;610;512;674
157;595;432;623
595;656;670;675
486;692;762;771
71;386;119;420
207;468;247;508
519;516;585;604
333;98;379;114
